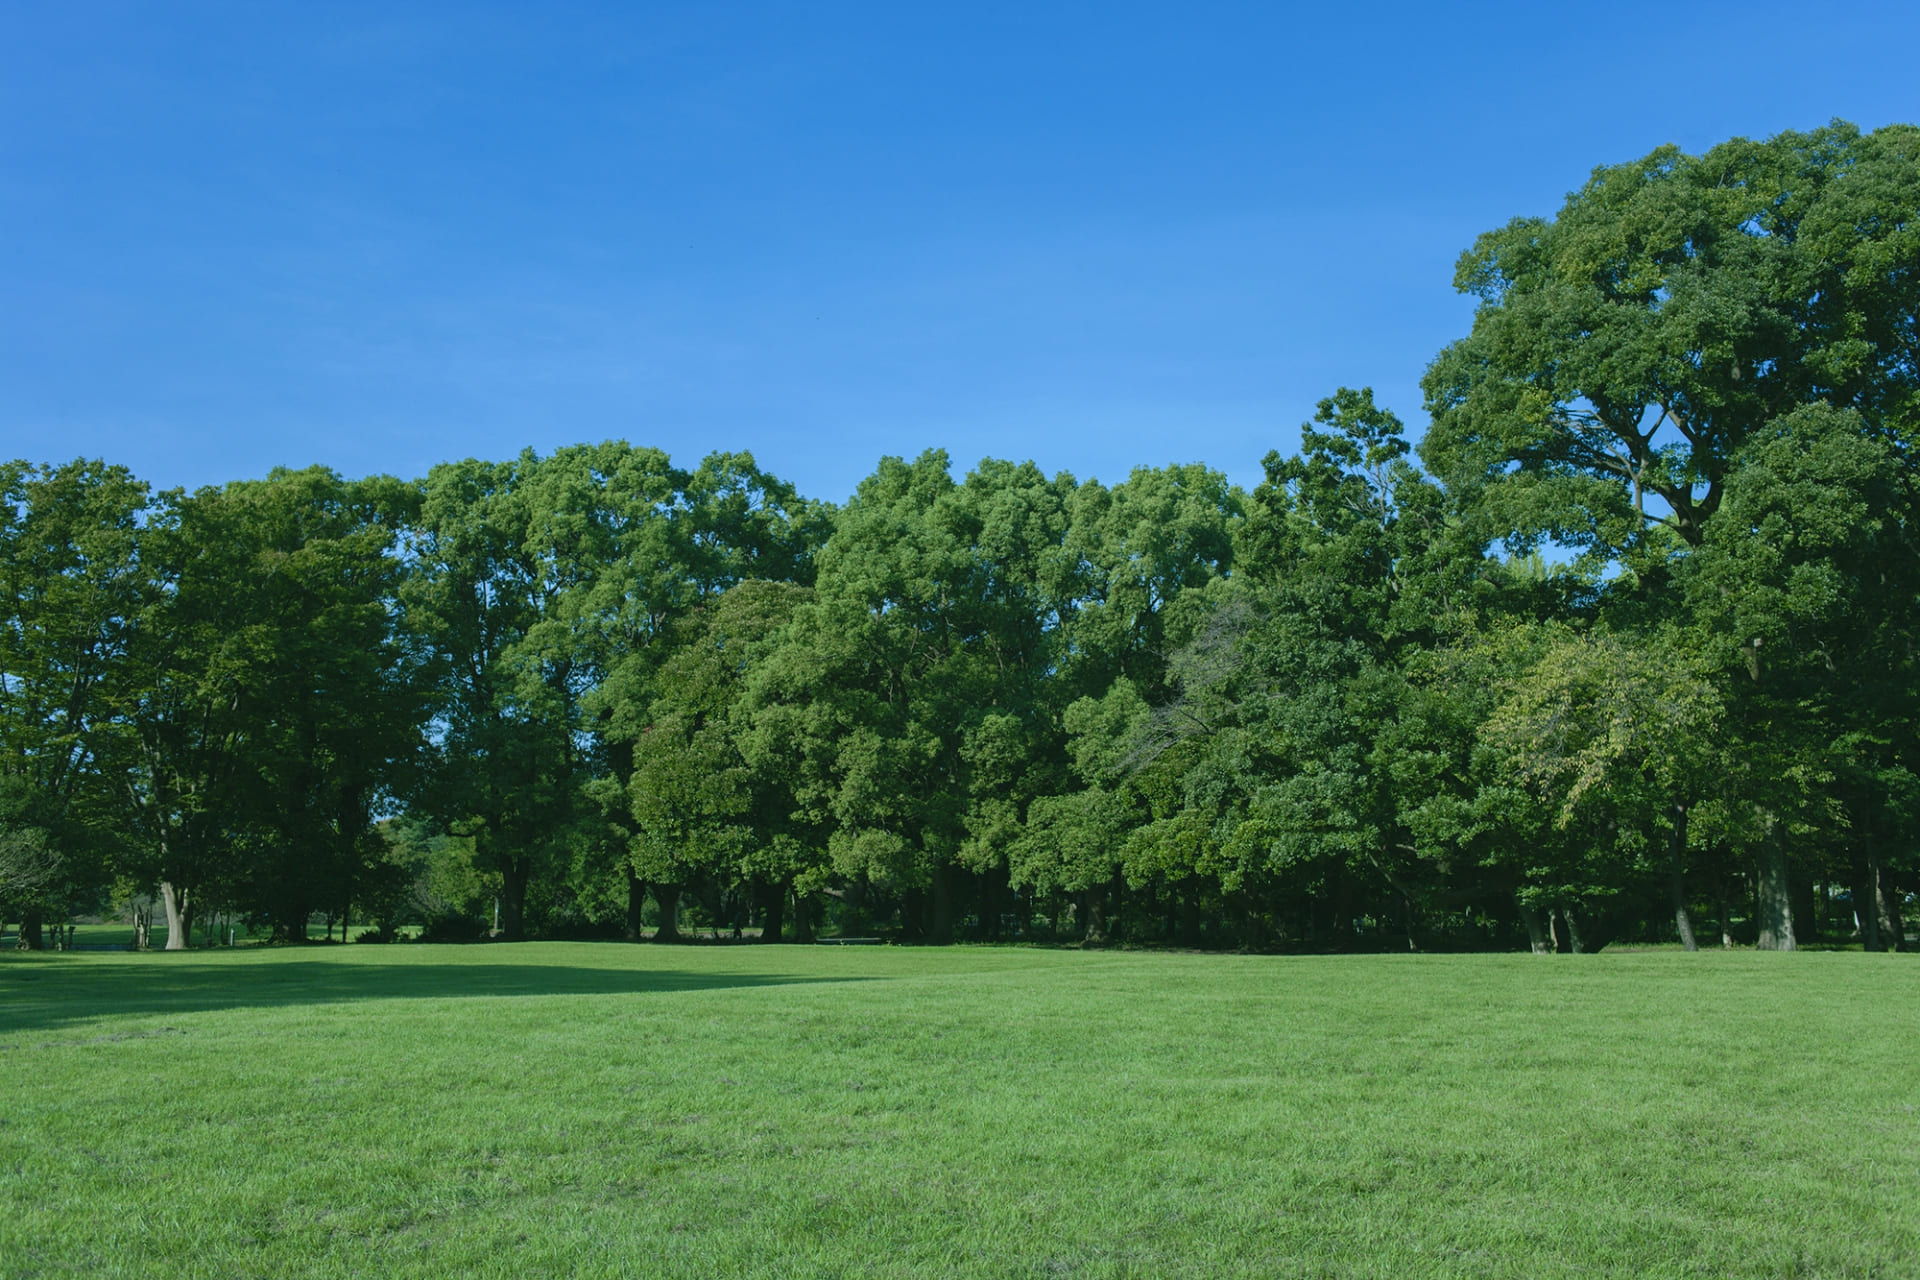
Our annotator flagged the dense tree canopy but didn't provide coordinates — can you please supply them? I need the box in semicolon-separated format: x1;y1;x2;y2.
4;121;1915;952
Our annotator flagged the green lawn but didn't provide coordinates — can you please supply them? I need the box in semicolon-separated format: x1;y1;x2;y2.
2;944;1916;1278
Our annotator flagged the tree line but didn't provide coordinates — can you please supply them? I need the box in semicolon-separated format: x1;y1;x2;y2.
5;122;1916;953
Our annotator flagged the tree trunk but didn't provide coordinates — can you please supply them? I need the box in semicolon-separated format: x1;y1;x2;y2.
1793;871;1819;947
929;864;955;945
1330;868;1353;952
624;872;647;941
1861;827;1902;952
1853;863;1883;953
792;889;814;943
1669;805;1698;951
1879;862;1907;952
1080;884;1107;947
498;860;528;941
758;882;784;943
1754;816;1795;951
21;908;45;951
160;880;189;951
653;883;682;942
1516;895;1551;955
1563;906;1589;954
1181;883;1205;948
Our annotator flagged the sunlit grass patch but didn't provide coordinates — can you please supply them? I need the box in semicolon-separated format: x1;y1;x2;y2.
3;944;1916;1278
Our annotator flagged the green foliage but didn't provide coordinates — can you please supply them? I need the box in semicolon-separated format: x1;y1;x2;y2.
1423;121;1920;567
4;120;1914;953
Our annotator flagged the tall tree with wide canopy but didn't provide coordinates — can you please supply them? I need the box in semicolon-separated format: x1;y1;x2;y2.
575;450;820;939
222;468;422;940
405;451;591;940
1422;121;1920;569
750;452;1077;943
1683;403;1919;950
103;468;417;947
0;459;148;946
1131;390;1476;947
1422;120;1920;950
409;443;819;940
631;579;819;940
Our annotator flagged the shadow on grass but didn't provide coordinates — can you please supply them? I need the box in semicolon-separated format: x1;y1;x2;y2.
0;955;863;1034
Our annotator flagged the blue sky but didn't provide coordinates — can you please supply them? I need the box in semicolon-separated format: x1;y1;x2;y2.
4;1;1917;501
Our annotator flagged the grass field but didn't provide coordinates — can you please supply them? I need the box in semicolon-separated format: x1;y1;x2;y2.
3;944;1917;1278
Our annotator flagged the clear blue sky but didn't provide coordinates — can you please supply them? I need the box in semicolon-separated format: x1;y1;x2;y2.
4;1;1917;501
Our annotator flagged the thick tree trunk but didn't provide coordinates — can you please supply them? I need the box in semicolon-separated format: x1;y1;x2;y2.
1516;895;1551;955
1859;827;1902;952
1754;816;1795;951
792;889;814;943
929;865;955;945
653;883;682;942
1853;861;1882;952
498;861;529;941
625;872;647;941
159;880;189;951
1081;884;1107;947
1879;862;1907;952
1563;906;1589;954
21;908;45;951
1670;805;1698;951
277;905;310;944
758;882;784;943
1793;871;1819;947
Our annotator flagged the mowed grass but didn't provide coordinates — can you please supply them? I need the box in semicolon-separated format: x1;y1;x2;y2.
2;945;1917;1279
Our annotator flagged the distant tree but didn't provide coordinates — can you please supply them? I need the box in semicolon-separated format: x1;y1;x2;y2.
579;450;821;940
1137;390;1479;948
0;459;148;946
1480;628;1725;951
222;468;422;941
1683;404;1919;949
97;468;417;947
750;452;1080;942
404;450;615;940
633;580;817;940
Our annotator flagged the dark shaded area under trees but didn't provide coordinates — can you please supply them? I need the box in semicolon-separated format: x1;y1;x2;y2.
5;122;1917;953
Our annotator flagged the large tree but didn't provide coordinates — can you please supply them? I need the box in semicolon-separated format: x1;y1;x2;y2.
103;468;416;947
1682;403;1919;949
0;460;148;946
405;450;613;940
1422;121;1920;569
750;452;1081;943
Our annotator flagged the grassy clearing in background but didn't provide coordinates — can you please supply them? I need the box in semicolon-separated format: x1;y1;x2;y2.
2;944;1917;1278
